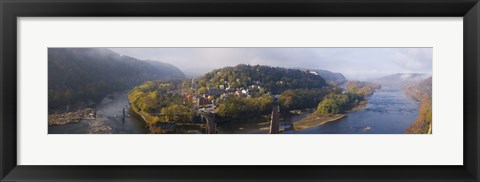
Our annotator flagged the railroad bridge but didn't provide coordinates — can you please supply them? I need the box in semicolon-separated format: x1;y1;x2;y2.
197;108;216;134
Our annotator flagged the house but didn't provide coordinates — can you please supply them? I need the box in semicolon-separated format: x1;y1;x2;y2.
241;89;248;94
207;95;214;101
220;93;228;99
308;70;319;75
197;97;210;106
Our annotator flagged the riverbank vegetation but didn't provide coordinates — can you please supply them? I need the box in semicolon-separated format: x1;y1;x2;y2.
294;81;379;130
127;80;195;132
278;89;330;111
406;77;432;134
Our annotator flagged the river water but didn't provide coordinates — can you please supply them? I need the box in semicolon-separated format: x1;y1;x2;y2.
48;92;148;134
48;90;419;134
289;90;420;134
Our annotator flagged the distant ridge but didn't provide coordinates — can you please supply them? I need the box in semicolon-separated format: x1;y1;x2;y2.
292;68;347;86
48;48;185;111
406;76;432;101
371;73;430;90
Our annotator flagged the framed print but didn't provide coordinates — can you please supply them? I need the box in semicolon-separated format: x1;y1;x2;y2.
46;47;433;135
1;0;479;181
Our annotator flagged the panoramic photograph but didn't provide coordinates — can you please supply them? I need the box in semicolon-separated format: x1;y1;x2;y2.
48;48;432;134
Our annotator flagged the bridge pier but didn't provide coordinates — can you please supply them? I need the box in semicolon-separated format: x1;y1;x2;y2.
201;113;216;134
206;117;216;134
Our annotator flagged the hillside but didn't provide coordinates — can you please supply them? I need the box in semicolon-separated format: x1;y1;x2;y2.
197;64;328;95
291;68;346;86
371;73;430;90
48;48;185;112
405;77;432;134
405;76;432;101
315;69;347;84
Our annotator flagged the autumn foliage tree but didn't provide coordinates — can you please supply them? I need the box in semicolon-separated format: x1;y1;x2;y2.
160;104;194;122
406;77;432;134
346;81;381;97
406;96;432;134
278;89;329;111
316;93;350;114
215;94;273;120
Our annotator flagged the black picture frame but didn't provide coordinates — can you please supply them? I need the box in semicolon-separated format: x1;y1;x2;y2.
1;0;479;181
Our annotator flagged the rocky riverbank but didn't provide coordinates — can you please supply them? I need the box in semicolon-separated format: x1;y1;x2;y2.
48;108;95;125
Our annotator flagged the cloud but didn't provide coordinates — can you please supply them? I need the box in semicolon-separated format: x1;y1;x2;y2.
109;47;432;80
390;48;432;71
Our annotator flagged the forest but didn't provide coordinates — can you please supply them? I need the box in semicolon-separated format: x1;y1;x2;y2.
406;77;432;134
127;79;197;132
316;81;380;114
48;48;185;113
197;64;328;95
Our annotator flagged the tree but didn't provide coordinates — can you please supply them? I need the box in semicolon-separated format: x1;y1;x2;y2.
160;104;193;122
316;93;351;114
198;87;207;94
406;97;432;134
317;98;341;114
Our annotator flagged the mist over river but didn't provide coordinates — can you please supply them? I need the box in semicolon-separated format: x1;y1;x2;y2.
49;90;419;134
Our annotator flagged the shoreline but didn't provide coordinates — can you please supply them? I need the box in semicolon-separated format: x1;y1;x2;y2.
48;90;131;126
292;100;368;131
48;108;95;125
292;113;347;131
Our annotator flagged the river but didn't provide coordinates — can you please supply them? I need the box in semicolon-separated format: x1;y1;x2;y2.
289;90;420;134
48;90;419;134
48;92;148;134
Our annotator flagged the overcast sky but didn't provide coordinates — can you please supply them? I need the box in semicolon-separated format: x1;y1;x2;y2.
109;48;432;80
